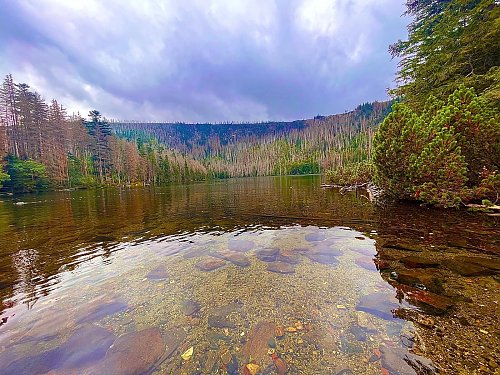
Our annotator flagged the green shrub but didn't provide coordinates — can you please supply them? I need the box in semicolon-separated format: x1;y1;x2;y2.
0;170;10;189
373;86;500;207
326;161;374;186
288;160;320;175
3;155;49;193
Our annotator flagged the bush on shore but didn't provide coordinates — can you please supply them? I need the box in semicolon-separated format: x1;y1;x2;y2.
373;86;500;207
326;160;374;187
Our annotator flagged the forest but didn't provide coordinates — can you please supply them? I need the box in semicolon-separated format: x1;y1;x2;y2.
0;74;209;193
0;73;390;193
112;101;390;178
329;0;500;207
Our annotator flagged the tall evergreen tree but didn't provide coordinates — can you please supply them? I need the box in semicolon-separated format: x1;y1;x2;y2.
390;0;500;106
84;110;112;183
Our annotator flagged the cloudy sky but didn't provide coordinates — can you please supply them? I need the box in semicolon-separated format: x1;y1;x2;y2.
0;0;408;122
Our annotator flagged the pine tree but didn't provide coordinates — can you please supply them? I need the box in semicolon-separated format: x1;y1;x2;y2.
374;86;499;206
390;0;500;106
84;110;112;183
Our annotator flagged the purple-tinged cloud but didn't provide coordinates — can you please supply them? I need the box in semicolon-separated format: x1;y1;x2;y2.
0;0;408;122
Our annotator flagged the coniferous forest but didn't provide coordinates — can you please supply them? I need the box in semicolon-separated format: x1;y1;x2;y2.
0;74;212;193
0;73;390;193
371;0;500;207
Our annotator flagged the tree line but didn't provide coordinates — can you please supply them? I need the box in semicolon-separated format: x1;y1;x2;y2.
112;101;391;179
0;74;207;193
0;73;390;193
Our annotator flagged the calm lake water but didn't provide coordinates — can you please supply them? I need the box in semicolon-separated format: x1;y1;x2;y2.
0;176;498;374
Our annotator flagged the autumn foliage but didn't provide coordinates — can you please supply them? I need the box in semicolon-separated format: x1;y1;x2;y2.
0;74;207;192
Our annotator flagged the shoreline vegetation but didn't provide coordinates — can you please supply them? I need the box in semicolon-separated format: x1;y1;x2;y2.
1;1;499;210
328;0;500;208
0;72;390;195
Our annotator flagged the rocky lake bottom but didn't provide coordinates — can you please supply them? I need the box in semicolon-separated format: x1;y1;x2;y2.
0;177;498;374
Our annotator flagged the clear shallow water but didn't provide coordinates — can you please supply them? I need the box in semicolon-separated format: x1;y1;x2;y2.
0;176;498;374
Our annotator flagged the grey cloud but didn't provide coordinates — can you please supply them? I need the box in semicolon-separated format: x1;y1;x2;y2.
0;0;408;122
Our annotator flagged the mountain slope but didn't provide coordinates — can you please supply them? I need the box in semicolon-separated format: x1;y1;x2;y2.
111;101;392;177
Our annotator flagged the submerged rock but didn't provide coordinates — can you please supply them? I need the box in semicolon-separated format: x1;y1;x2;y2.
208;315;236;329
208;301;244;331
182;248;206;259
275;326;285;339
220;351;239;375
394;308;436;328
56;324;115;369
3;347;63;375
312;243;343;256
245;363;261;375
162;327;187;359
340;334;363;354
356;293;399;320
195;258;226;271
146;265;169;281
446;261;494;276
257;248;301;265
395;269;444;294
0;347;18;370
267;262;295;274
241;321;276;362
24;311;74;342
380;345;437;375
299;243;342;265
277;250;301;264
378;251;401;261
267;337;276;348
446;256;499;276
211;250;251;267
381;241;424;252
207;332;231;348
212;300;244;317
305;232;326;242
374;258;391;270
456;255;500;271
255;248;279;262
401;256;440;269
201;351;219;373
304;251;339;265
182;299;201;316
335;369;353;375
98;327;165;375
349;324;368;342
226;354;239;375
4;325;115;375
76;300;128;324
228;238;255;252
392;283;453;314
271;353;287;375
302;326;337;352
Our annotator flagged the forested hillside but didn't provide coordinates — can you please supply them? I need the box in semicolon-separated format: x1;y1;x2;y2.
112;101;391;178
0;74;207;192
0;72;391;193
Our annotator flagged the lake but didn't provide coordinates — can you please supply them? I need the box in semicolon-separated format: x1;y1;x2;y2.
0;175;498;374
